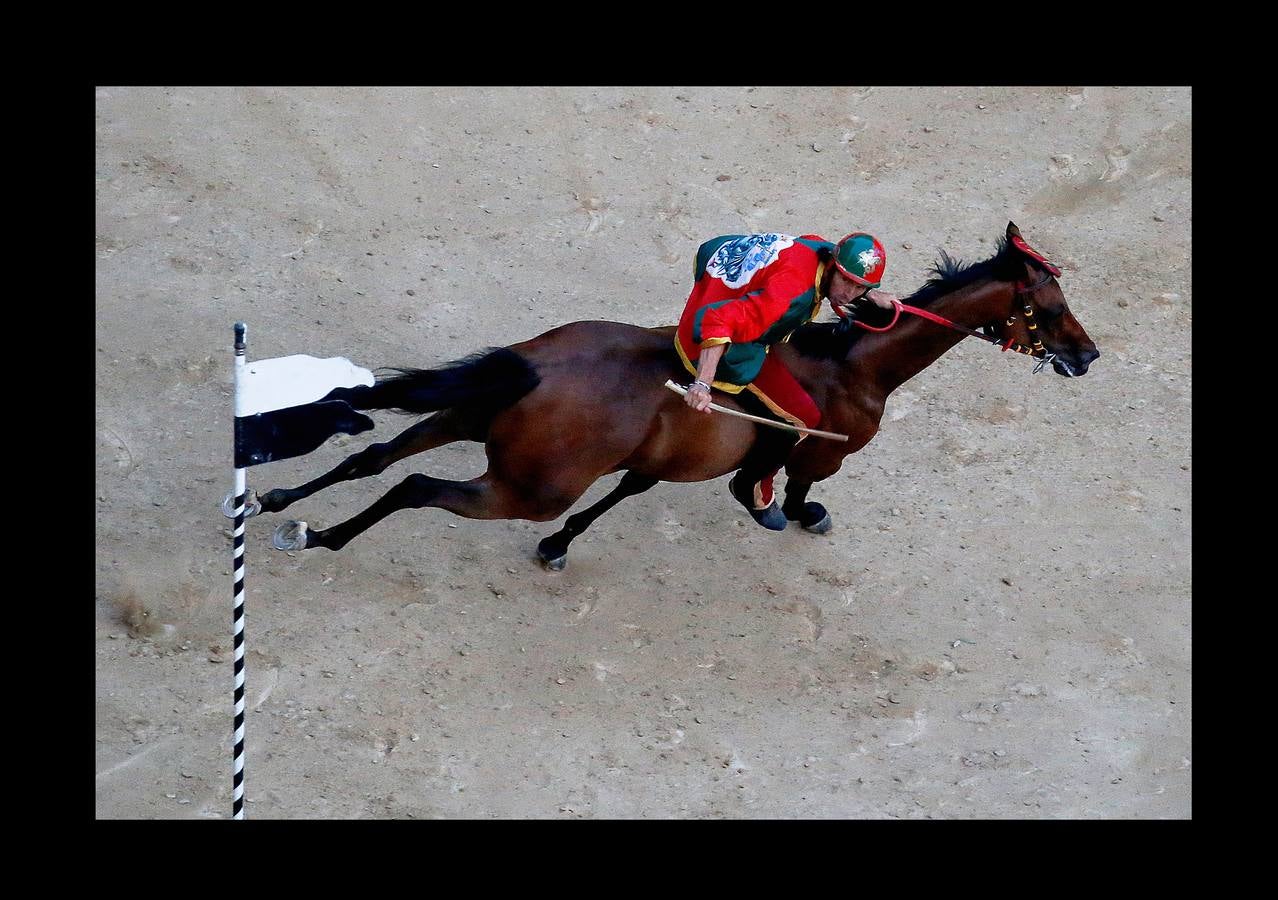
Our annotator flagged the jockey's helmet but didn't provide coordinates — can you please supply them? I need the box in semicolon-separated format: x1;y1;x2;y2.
833;232;887;288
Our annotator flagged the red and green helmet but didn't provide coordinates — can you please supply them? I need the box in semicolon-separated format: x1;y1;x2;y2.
833;232;887;288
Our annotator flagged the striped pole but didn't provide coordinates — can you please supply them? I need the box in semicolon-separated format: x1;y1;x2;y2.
230;322;248;819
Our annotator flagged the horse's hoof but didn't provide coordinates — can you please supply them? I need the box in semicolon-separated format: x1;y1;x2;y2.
222;489;260;519
272;520;309;551
257;489;285;513
785;501;831;534
537;545;567;570
537;536;569;571
803;513;833;535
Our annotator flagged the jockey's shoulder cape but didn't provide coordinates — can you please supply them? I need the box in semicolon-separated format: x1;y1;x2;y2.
675;232;834;392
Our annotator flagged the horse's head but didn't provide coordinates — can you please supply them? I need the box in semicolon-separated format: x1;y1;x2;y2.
996;222;1099;377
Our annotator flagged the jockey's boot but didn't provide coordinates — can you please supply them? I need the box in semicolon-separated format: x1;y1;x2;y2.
728;424;800;531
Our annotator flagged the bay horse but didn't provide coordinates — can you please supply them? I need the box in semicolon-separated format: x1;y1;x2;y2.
250;222;1098;570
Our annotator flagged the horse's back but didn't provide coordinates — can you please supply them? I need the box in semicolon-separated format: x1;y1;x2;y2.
513;319;676;362
511;320;684;390
500;320;755;482
483;322;684;470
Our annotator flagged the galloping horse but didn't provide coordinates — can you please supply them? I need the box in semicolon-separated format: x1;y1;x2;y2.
250;222;1098;570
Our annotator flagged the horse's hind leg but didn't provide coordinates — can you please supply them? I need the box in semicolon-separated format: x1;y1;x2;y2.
536;471;659;571
274;471;568;553
256;410;471;515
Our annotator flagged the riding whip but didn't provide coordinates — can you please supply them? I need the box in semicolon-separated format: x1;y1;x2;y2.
664;380;848;441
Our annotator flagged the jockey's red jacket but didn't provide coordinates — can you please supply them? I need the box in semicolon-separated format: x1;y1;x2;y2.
675;233;835;392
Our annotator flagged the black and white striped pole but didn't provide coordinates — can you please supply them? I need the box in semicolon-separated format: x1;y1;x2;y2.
230;321;248;819
219;323;376;818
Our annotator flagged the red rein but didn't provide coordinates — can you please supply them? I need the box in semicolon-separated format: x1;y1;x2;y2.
847;299;981;338
843;300;902;332
845;293;1035;353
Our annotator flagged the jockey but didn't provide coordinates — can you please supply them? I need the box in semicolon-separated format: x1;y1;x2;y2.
675;231;898;529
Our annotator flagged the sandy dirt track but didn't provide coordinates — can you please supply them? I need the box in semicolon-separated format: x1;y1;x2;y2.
95;86;1191;818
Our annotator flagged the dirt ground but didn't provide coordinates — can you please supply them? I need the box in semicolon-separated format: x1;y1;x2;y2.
94;86;1191;819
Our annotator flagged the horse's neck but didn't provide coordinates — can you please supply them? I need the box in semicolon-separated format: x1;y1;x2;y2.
852;279;1012;397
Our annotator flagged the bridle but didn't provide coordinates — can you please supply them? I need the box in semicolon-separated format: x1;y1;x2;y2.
845;270;1061;375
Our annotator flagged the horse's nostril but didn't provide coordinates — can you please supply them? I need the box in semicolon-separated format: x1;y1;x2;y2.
1076;351;1100;375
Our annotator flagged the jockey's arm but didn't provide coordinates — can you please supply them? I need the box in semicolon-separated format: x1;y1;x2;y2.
686;343;727;412
695;342;727;388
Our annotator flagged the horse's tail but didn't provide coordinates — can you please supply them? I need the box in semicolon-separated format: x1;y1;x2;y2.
326;348;541;415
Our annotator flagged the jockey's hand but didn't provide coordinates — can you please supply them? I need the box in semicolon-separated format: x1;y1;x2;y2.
865;289;899;310
685;382;713;413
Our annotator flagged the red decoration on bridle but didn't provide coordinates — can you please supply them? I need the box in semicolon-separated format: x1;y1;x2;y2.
1008;234;1062;277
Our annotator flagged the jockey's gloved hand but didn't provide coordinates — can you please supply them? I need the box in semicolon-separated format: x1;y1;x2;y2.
833;296;872;332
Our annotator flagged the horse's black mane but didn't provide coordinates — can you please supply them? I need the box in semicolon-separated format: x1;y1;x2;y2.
791;235;1025;361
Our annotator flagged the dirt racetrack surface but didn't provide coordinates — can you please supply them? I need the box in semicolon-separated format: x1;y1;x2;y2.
95;86;1191;818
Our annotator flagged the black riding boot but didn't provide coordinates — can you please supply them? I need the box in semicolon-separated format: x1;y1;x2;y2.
728;393;802;531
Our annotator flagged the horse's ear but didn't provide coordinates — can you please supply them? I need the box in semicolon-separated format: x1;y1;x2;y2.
1007;224;1063;276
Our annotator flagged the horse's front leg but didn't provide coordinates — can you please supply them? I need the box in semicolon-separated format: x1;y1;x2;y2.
782;426;872;534
781;476;834;533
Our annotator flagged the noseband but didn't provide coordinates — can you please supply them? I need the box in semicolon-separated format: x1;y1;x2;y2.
850;270;1059;374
